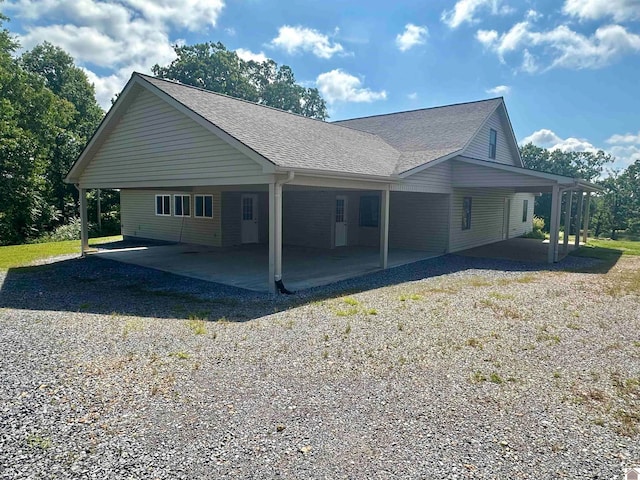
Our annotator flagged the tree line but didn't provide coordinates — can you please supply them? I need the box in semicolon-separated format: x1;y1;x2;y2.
520;144;640;239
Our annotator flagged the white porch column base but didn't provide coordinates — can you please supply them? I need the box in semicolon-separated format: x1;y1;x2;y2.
574;192;583;248
80;188;89;256
563;190;573;253
379;188;390;269
582;192;591;244
548;185;560;263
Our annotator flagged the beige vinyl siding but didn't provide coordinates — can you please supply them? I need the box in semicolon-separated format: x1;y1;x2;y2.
80;89;264;186
121;189;222;246
451;160;554;188
282;190;334;248
509;193;535;237
389;192;449;254
462;109;519;166
395;161;452;193
449;188;513;252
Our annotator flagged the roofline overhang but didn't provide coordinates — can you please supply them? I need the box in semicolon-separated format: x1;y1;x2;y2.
396;150;463;178
456;156;603;192
274;166;398;183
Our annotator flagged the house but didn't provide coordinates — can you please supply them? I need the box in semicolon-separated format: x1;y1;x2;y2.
65;73;599;293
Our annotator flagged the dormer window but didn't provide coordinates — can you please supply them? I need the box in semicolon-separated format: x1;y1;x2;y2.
489;128;497;159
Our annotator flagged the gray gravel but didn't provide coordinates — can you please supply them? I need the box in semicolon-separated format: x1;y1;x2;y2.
1;253;639;479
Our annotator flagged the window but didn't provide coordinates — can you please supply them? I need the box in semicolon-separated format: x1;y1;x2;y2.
174;194;191;217
194;195;213;218
155;194;171;216
489;128;497;159
522;199;529;222
462;197;472;230
359;195;380;227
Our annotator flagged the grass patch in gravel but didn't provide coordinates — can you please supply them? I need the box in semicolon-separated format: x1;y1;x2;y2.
0;235;122;270
187;317;208;335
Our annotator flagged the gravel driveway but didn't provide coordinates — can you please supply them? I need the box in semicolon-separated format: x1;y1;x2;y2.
0;253;638;479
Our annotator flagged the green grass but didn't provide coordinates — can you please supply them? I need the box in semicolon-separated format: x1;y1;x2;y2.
571;238;640;260
0;235;123;270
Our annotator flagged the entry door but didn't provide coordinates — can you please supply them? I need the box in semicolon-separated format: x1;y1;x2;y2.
335;195;348;247
241;194;259;244
503;198;511;240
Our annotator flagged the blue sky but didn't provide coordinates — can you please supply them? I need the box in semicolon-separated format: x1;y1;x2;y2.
3;0;640;170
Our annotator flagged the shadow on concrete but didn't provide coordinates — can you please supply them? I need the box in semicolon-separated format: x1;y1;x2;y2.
0;239;616;323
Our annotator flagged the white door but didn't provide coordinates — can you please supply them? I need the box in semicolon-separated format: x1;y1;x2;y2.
241;194;259;244
335;195;348;247
503;198;511;240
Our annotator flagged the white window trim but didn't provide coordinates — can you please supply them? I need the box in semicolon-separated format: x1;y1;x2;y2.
155;194;171;216
174;194;191;217
194;194;214;219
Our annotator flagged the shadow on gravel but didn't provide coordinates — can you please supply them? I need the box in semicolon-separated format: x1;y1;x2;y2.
0;248;613;322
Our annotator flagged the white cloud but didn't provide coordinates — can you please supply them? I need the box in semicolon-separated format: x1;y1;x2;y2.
407;92;418;100
563;0;640;22
270;25;344;59
6;0;224;109
520;128;598;153
477;21;640;71
315;69;386;104
235;48;267;63
606;130;640;144
442;0;513;28
526;9;542;20
486;85;511;95
395;24;428;51
608;145;640;168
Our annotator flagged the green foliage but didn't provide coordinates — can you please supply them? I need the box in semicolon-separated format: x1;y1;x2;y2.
0;13;105;245
152;41;328;120
520;144;613;233
522;215;546;239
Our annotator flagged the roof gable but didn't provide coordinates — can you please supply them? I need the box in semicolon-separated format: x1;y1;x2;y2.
333;98;503;174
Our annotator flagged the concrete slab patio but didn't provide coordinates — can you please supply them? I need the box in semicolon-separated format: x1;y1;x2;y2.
91;237;581;293
91;243;437;292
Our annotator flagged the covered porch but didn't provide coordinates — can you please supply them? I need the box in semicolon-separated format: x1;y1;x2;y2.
451;157;602;263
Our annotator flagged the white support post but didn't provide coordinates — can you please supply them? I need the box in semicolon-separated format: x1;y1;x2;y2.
274;182;283;283
563;190;573;254
79;188;89;256
574;192;583;248
97;188;102;231
268;183;276;294
548;185;560;264
379;188;390;269
582;192;591;245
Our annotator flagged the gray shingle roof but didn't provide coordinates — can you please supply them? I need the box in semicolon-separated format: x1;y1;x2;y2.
140;74;400;177
333;98;502;174
139;74;501;178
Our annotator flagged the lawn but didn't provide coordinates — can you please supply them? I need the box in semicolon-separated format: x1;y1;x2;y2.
572;237;640;260
0;235;122;270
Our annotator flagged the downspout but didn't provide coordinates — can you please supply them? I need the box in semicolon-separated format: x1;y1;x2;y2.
74;184;89;257
274;171;295;294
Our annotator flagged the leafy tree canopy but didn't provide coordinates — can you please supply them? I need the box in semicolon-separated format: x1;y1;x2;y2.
152;42;328;120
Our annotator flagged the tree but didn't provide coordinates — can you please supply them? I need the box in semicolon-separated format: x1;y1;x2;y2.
520;143;613;233
20;42;104;221
153;41;328;120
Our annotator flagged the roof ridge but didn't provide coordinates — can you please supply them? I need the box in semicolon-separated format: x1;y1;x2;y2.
332;97;503;123
135;72;399;148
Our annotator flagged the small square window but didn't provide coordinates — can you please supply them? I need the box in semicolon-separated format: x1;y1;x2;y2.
489;128;497;159
174;194;191;217
194;195;214;218
359;195;380;227
522;199;529;222
155;194;171;216
462;197;472;230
